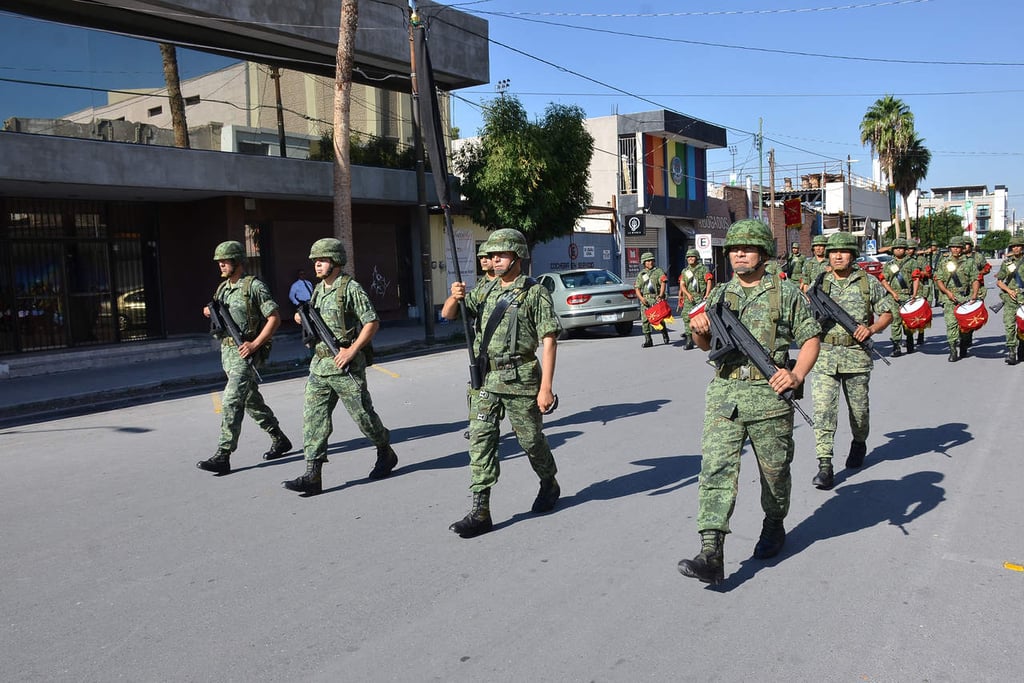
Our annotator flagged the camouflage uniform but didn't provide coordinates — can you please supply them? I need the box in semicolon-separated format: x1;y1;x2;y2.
215;276;283;452
678;249;711;345
811;261;893;474
994;236;1024;363
634;256;668;340
882;240;920;354
934;238;981;360
800;235;830;290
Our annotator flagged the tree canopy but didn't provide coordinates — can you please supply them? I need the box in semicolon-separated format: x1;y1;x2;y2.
978;229;1011;254
905;210;966;247
453;97;594;251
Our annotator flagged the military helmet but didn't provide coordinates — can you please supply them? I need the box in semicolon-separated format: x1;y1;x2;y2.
213;240;245;262
640;251;655;263
308;237;347;266
811;235;829;246
948;236;966;248
724;219;774;254
685;248;700;258
477;242;490;258
826;231;859;254
482;228;529;259
791;242;800;249
892;238;908;249
1008;234;1024;247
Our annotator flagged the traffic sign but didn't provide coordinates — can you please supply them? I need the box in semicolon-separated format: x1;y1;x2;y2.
865;238;877;255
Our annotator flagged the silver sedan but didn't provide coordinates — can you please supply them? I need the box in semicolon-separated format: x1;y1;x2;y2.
536;269;640;336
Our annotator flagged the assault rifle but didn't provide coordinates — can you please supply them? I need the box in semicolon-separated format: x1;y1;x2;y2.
806;280;891;366
208;299;262;382
705;300;814;427
296;301;349;374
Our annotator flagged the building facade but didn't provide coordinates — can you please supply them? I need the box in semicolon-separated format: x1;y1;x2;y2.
910;185;1010;241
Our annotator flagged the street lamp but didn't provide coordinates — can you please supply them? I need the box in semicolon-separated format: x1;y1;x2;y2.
496;78;510;97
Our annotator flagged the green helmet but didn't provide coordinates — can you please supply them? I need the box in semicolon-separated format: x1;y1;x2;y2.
685;248;700;258
724;219;774;254
482;228;529;259
948;236;966;248
892;238;908;249
477;242;490;258
791;242;800;249
826;231;859;254
811;235;828;246
213;240;245;261
640;251;655;263
1008;234;1024;247
308;237;347;266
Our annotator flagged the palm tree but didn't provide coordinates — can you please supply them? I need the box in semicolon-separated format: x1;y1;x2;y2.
859;95;914;236
892;135;931;239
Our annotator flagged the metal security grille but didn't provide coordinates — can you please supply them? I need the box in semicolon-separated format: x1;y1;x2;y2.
618;135;638;195
0;199;160;354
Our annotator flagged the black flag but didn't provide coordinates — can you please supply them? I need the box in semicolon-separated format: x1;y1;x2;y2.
413;27;450;209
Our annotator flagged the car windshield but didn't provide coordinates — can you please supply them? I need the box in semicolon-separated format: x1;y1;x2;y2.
558;270;622;288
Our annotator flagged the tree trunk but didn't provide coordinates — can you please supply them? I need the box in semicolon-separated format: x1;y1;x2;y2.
901;194;913;240
159;43;189;149
333;0;359;272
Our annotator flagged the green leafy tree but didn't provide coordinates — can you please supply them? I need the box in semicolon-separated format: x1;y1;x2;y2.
860;95;915;236
453;96;594;255
910;209;966;247
892;134;930;239
978;230;1010;254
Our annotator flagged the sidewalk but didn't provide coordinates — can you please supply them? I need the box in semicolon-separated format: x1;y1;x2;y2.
0;321;464;427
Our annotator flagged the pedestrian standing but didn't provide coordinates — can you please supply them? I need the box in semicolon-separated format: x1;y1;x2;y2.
441;228;561;538
677;220;821;584
809;232;894;489
282;238;398;495
677;248;712;349
197;241;292;475
289;269;314;308
994;234;1024;365
634;252;669;347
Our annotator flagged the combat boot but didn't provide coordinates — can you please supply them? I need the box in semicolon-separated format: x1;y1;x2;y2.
684;334;694;350
1006;347;1018;366
449;488;492;538
752;517;786;559
531;477;560;513
642;334;653;348
948;348;959;362
905;335;915;354
196;449;231;475
262;427;292;460
959;335;971;359
661;329;671;345
916;331;925;345
677;530;724;584
891;343;902;358
368;443;398;479
1018;344;1024;362
812;459;834;490
846;440;867;468
282;459;324;495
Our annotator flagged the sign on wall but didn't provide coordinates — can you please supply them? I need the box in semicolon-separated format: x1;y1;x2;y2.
625;215;645;236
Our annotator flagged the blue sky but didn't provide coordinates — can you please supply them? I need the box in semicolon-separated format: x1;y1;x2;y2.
2;0;1022;217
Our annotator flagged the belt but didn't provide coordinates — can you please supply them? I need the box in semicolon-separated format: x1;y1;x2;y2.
314;341;352;359
823;333;857;347
221;337;254;348
488;353;536;371
717;364;766;381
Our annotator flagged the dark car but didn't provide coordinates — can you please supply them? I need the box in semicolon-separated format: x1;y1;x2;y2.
536;269;640;336
855;254;891;281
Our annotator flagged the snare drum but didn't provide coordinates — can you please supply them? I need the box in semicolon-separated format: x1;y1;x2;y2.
898;297;932;331
1016;305;1024;340
688;300;707;319
954;299;988;333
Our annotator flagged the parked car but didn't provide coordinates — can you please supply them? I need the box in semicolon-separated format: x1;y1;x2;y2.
855;253;892;280
536;269;640;336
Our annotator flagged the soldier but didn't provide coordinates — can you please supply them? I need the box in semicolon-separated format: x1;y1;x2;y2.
906;240;930;346
934;236;981;362
282;238;397;495
634;252;669;347
800;235;830;292
197;241;292;475
442;228;561;538
785;241;805;280
677;220;821;584
994;234;1024;365
924;241;941;306
964;239;991;306
677;248;713;349
879;238;920;356
477;242;496;283
809;232;894;489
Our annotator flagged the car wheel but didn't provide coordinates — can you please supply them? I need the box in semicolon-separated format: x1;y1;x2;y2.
614;321;634;336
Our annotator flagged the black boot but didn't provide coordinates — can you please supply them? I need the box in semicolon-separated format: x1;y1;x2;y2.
282;459;324;495
948;348;959;362
262;427;292;460
369;443;398;479
678;530;725;584
532;477;560;513
959;334;970;359
662;329;671;345
642;334;653;348
812;459;835;490
1007;348;1019;366
684;334;694;350
916;331;925;345
846;440;867;468
891;342;902;358
752;518;786;559
1018;344;1024;362
197;449;231;474
449;488;493;538
905;335;915;354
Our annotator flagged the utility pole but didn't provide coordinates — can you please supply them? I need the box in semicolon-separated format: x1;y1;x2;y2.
846;155;854;232
768;148;777;248
269;66;287;158
757;118;764;221
408;2;435;340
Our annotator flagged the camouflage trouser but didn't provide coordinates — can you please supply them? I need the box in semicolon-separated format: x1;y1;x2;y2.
696;378;795;534
218;345;279;453
302;364;388;462
889;292;911;343
680;296;703;335
1002;295;1020;351
640;296;659;334
941;301;966;351
811;371;870;460
467;388;557;492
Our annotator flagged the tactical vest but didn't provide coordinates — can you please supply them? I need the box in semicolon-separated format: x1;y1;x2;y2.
215;275;264;339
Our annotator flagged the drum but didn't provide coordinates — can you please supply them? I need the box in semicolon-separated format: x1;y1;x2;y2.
688;300;707;319
899;297;932;331
645;299;675;328
1016;305;1024;340
954;299;988;333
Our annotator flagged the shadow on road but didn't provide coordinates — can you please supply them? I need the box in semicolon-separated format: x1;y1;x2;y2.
545;400;671;430
832;421;971;486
